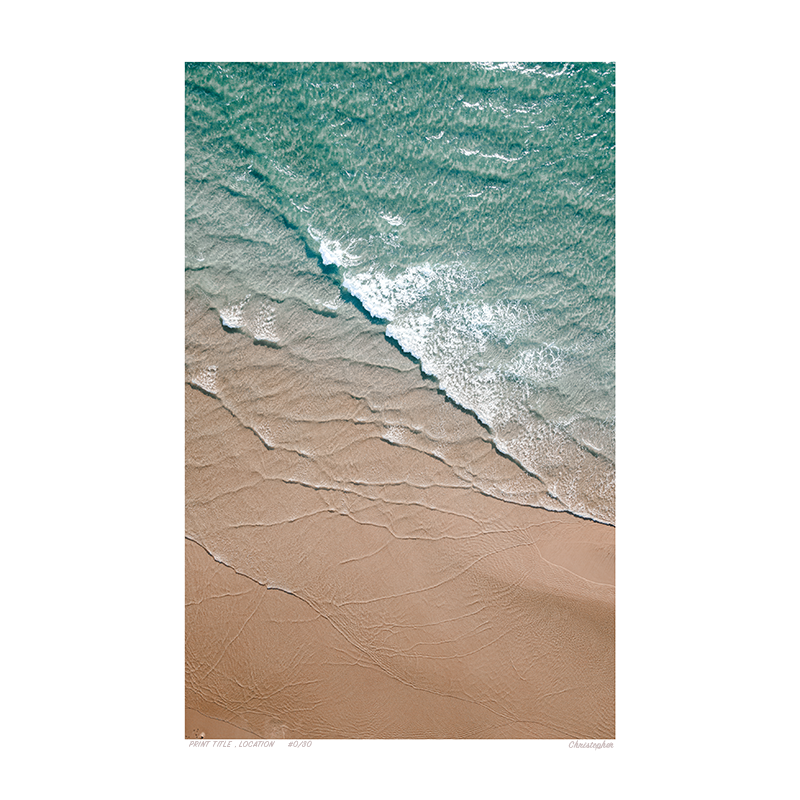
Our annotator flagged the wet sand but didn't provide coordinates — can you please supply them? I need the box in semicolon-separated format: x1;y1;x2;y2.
185;295;614;739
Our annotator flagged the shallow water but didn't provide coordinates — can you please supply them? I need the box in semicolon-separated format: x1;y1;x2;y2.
185;62;615;523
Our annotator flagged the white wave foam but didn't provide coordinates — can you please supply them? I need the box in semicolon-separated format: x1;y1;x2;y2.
190;365;218;395
320;241;339;266
219;295;250;329
472;61;572;79
308;226;360;269
219;297;278;342
247;299;277;342
385;315;434;363
343;264;437;320
381;425;409;445
507;345;563;384
254;423;274;447
459;147;524;163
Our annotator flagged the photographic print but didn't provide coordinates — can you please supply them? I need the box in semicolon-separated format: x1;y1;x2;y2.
185;62;615;740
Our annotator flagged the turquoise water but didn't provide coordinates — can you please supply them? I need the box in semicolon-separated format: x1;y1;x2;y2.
185;62;615;523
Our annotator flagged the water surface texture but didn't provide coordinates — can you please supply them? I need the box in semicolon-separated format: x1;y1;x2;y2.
185;62;615;523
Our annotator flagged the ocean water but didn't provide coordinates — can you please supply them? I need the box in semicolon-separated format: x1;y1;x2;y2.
185;62;615;524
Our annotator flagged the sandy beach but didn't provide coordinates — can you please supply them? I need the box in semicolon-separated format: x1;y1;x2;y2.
185;296;614;739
